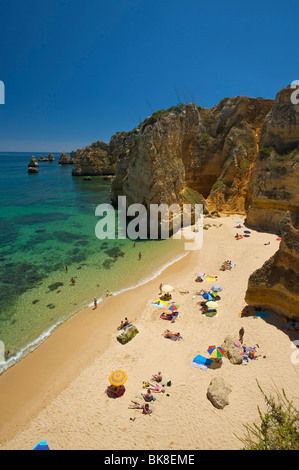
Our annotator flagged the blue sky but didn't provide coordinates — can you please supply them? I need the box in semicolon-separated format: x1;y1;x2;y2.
0;0;298;151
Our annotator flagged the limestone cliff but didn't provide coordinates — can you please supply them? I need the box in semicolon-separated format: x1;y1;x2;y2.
246;86;299;231
245;212;299;319
110;98;272;213
71;135;128;176
59;152;73;165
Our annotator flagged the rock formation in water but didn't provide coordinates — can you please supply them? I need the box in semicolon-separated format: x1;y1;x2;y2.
48;153;55;162
28;156;39;168
246;86;299;231
28;156;39;173
71;138;124;176
38;156;48;162
59;152;73;165
245;211;299;319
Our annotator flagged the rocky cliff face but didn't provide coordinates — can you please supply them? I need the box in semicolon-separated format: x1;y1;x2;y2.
110;98;272;213
71;135;128;176
72;85;298;232
246;86;299;231
245;212;299;319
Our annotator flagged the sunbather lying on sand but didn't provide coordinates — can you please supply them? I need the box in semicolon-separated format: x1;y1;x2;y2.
128;401;152;414
163;329;181;339
147;382;165;393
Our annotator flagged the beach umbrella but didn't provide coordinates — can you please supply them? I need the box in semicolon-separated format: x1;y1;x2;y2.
109;369;127;387
202;292;214;301
162;285;173;293
207;346;225;358
205;301;218;309
211;284;222;292
33;440;50;450
167;302;179;312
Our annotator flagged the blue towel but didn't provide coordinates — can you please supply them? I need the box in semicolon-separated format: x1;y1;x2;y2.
191;354;213;370
254;312;270;318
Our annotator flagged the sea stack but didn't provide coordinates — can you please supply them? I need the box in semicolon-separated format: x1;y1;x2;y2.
59;152;72;165
48;153;55;162
28;156;39;173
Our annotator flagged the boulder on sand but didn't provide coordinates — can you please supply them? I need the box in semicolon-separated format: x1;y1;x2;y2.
221;336;243;364
207;377;231;409
117;324;139;345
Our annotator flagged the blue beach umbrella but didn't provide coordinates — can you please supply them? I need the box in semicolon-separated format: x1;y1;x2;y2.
33;439;50;450
211;284;222;292
202;292;214;301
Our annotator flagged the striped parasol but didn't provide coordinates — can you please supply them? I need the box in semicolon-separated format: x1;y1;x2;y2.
109;369;127;386
207;346;225;358
167;302;179;312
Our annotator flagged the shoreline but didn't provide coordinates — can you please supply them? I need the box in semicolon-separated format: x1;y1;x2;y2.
0;245;197;444
1;214;298;450
0;246;189;375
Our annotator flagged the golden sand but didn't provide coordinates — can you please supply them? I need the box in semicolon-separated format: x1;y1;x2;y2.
0;214;298;450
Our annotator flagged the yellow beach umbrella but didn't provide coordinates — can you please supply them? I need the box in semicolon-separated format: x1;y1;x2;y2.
109;369;127;386
162;285;173;293
206;301;218;309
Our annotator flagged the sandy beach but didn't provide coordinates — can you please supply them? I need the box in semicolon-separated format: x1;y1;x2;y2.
0;214;298;450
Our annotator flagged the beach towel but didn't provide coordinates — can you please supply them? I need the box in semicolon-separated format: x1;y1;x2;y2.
191;354;213;371
205;276;216;282
152;299;168;307
238;311;270;318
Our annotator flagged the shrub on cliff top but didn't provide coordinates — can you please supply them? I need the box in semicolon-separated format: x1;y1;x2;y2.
237;382;299;450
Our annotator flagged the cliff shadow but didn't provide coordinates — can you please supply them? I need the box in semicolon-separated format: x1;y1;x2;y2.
240;305;299;342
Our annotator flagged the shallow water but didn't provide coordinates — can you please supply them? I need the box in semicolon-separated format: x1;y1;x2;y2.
0;152;187;372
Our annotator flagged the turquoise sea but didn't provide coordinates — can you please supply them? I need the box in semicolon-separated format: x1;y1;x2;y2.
0;152;187;373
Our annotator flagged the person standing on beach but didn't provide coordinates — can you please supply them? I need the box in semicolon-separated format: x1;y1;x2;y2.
138;252;142;260
94;297;97;309
239;327;245;344
133;241;136;247
71;277;76;284
159;283;163;295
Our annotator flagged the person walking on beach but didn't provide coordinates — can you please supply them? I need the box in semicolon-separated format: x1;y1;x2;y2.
239;326;245;344
138;252;142;260
71;277;76;284
159;283;163;295
94;297;97;309
133;241;136;247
